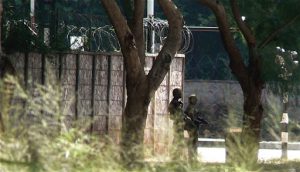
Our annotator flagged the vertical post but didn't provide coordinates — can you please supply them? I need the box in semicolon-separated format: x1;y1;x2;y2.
41;54;46;85
147;0;155;53
106;55;112;134
30;0;35;27
90;55;96;133
58;53;62;80
50;0;57;47
24;53;29;89
44;28;50;46
281;92;289;160
75;54;80;120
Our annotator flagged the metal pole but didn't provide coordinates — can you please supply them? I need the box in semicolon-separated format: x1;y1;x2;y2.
147;0;155;53
147;0;154;16
281;92;289;160
30;0;35;29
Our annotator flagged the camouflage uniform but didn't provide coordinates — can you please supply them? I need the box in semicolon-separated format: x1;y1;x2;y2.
168;88;185;161
184;94;199;162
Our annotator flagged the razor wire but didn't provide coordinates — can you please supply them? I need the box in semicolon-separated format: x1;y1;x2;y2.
143;18;193;54
61;18;193;53
3;18;193;54
59;22;121;52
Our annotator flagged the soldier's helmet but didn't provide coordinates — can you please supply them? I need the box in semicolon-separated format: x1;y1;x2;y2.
188;94;197;105
172;88;182;99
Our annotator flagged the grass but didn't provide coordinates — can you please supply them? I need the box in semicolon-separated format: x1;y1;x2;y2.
0;75;300;172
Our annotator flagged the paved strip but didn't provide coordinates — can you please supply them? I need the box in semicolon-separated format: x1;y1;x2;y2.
197;147;300;163
198;138;300;150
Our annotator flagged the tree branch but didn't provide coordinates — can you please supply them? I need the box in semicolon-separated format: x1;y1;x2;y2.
199;0;248;89
121;0;146;66
230;0;260;85
147;0;183;91
230;0;255;45
101;0;144;81
258;13;300;49
132;0;146;66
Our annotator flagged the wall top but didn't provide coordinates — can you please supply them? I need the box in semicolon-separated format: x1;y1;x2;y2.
26;51;185;58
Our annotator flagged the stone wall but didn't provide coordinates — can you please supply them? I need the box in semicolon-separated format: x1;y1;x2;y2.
8;52;185;155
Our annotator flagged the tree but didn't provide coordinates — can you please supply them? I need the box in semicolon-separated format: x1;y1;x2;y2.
0;0;2;54
0;0;3;132
198;0;300;167
100;0;183;167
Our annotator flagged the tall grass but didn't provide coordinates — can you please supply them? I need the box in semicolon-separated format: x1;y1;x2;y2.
0;75;124;172
1;75;300;172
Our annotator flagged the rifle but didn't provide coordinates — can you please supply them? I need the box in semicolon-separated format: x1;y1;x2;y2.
183;112;208;131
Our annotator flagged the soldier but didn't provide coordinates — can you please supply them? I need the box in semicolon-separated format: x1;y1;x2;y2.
168;88;185;161
184;94;199;162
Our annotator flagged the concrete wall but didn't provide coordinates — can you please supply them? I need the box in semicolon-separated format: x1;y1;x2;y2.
184;80;300;141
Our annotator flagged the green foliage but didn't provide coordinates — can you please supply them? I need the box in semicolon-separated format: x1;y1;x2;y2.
187;0;300;82
0;68;299;171
229;0;300;84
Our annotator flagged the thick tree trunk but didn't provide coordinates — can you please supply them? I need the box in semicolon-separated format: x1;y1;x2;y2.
239;80;263;167
241;45;264;164
120;73;155;167
101;0;183;167
232;47;264;168
120;87;150;166
0;0;6;133
0;0;2;54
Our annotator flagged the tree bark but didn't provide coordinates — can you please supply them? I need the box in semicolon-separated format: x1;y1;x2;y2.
0;0;4;132
120;78;150;167
131;0;146;66
101;0;183;167
241;79;263;167
199;0;264;167
0;0;3;54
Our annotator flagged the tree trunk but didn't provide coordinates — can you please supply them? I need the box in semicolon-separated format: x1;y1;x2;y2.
239;80;263;167
225;60;263;169
101;0;183;167
120;84;151;167
199;0;264;167
0;0;5;133
0;0;2;54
